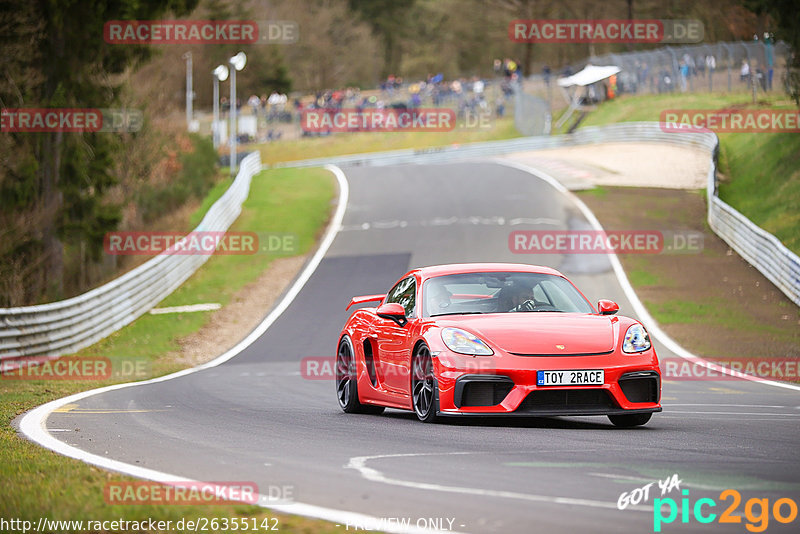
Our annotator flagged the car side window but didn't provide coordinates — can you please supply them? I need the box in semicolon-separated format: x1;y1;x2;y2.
385;277;416;318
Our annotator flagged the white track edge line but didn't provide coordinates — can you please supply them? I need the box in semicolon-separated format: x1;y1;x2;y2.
17;165;452;534
493;158;800;393
346;452;652;513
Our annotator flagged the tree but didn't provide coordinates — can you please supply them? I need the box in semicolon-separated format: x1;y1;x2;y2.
348;0;415;78
0;0;199;304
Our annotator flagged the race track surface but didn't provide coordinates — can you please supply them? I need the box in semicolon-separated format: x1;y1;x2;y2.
45;162;800;533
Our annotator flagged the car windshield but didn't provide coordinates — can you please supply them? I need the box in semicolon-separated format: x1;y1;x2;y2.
423;272;594;317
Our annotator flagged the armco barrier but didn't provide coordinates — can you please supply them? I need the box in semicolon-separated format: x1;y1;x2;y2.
708;194;800;306
272;122;799;306
0;152;262;360
272;123;718;169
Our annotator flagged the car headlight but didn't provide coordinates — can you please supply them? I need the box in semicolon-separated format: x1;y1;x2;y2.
441;327;493;356
622;324;651;353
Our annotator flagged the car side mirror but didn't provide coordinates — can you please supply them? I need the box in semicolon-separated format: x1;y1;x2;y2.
376;302;408;326
597;299;619;315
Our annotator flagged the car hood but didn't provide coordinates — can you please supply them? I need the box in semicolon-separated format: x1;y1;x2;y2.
436;313;616;355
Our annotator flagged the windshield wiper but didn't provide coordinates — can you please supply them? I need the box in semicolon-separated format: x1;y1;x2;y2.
430;311;485;317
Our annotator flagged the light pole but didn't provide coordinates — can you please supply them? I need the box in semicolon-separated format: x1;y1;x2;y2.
183;52;193;131
228;51;247;177
212;65;228;149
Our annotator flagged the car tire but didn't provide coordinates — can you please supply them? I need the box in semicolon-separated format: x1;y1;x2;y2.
412;342;439;423
608;413;652;427
336;335;385;415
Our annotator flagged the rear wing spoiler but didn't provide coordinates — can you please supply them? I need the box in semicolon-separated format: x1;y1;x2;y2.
346;294;385;311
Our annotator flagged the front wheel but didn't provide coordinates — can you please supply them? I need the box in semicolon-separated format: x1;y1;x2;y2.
412;343;439;423
336;336;385;415
608;413;652;427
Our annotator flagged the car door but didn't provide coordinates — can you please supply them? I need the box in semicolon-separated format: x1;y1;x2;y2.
374;276;416;395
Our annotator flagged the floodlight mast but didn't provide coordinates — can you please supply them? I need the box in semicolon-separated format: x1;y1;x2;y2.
183;52;193;131
228;52;247;177
212;65;228;149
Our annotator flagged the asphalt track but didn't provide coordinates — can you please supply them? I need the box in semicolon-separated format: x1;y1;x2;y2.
35;162;800;533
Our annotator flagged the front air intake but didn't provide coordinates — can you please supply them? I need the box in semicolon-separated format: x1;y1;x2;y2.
454;375;514;408
461;381;514;407
619;371;660;403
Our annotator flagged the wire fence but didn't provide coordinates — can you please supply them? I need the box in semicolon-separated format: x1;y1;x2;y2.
520;40;792;112
202;40;790;147
585;40;791;94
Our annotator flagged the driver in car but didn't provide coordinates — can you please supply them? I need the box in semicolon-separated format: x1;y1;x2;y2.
506;284;535;312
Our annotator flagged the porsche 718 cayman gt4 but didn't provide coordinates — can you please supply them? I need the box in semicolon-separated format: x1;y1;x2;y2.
336;263;661;427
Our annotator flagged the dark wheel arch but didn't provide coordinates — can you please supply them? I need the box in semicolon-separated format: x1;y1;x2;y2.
336;334;385;415
411;341;439;423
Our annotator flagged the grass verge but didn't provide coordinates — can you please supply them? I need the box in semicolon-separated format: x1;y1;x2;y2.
1;167;341;533
256;116;520;165
576;186;800;363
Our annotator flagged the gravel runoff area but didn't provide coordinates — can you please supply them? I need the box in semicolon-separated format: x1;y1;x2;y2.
500;142;711;189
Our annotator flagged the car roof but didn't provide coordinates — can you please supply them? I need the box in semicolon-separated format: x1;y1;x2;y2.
409;263;564;282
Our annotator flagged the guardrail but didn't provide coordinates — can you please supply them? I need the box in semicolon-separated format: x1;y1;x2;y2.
272;122;799;306
271;123;717;169
708;188;800;307
0;152;262;360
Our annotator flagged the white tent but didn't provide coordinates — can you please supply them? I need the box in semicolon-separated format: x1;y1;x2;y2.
556;64;621;129
558;65;621;88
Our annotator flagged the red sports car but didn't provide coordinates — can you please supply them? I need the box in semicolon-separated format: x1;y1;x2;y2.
336;263;661;427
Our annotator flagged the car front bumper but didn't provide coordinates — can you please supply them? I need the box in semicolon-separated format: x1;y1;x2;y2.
433;350;662;416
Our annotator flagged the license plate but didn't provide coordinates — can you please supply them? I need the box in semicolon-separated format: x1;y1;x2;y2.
537;369;604;386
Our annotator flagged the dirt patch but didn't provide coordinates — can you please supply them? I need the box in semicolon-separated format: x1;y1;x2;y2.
578;187;800;360
162;254;308;369
504;142;710;189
